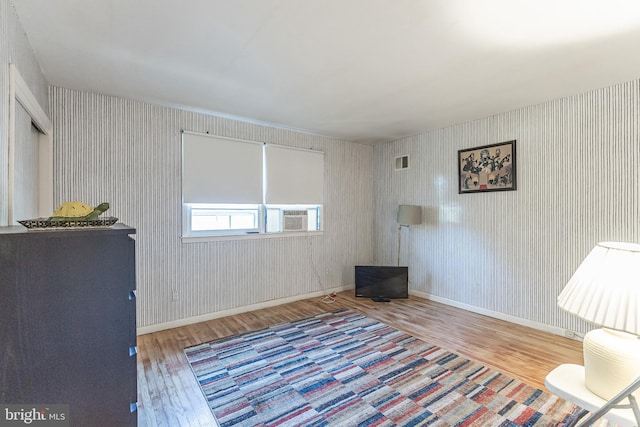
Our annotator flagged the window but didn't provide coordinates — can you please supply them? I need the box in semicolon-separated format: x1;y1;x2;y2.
187;204;261;235
265;205;322;233
182;132;323;238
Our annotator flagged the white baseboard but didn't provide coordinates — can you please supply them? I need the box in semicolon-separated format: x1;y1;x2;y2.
138;287;583;342
409;290;584;341
137;285;353;335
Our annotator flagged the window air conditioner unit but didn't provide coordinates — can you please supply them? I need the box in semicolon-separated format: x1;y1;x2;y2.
282;210;308;232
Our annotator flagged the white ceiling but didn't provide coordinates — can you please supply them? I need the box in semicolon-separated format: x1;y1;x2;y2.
12;0;640;144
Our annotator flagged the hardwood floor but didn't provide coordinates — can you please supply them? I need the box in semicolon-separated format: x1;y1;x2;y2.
136;291;584;426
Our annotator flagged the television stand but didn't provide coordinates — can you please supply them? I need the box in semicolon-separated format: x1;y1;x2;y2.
371;297;390;302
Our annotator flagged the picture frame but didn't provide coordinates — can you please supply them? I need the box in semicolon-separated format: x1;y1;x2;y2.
458;140;516;194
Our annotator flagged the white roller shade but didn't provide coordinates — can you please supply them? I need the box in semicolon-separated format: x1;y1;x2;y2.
182;132;263;204
264;145;324;205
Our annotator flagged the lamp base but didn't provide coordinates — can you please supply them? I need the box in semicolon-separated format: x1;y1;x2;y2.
584;328;640;401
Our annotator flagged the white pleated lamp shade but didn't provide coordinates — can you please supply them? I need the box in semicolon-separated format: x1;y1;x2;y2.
557;241;640;335
397;205;422;226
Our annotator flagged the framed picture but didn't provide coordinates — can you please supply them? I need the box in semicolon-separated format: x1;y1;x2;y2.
458;140;516;194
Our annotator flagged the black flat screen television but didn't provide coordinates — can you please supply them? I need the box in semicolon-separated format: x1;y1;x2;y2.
355;266;408;302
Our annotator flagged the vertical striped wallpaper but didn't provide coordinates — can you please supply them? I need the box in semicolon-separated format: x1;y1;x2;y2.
0;0;9;225
374;79;640;335
49;87;374;328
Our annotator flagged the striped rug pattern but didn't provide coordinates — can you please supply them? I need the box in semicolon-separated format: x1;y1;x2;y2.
184;310;592;426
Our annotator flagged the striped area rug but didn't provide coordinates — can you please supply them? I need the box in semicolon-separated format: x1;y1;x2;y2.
184;309;598;426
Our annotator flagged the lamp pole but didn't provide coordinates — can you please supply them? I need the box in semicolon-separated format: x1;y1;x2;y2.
397;225;403;266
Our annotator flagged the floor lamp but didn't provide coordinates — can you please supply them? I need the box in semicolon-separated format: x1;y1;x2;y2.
553;242;640;427
396;205;421;266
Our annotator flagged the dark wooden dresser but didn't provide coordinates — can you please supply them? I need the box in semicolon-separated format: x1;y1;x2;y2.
0;224;137;426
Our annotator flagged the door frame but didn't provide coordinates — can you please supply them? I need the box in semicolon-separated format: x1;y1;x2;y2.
8;63;53;224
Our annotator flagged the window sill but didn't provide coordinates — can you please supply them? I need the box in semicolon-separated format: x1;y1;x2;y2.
181;230;324;243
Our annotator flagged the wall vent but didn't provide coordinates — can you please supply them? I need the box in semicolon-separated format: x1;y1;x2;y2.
282;210;308;232
395;155;409;170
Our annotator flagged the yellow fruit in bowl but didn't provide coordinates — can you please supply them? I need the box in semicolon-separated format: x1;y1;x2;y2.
52;201;94;218
49;202;110;221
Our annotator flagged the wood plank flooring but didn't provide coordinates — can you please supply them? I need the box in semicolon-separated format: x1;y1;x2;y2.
136;291;584;426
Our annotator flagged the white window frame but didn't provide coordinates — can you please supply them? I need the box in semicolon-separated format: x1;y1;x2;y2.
265;205;323;233
185;203;263;237
181;132;324;241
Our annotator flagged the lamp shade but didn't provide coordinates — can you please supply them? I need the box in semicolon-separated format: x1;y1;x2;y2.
397;205;422;226
557;241;640;335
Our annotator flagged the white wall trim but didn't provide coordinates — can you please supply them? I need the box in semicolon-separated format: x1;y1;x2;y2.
137;285;585;340
137;285;353;335
10;64;52;134
409;290;584;342
8;63;53;224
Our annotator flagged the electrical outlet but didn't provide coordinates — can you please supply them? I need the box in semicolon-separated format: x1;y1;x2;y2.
172;289;178;302
564;329;576;339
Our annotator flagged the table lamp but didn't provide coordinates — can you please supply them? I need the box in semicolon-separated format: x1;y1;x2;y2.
556;241;640;426
396;205;421;266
